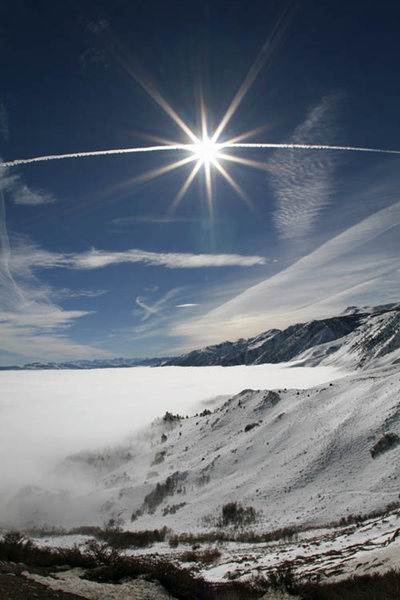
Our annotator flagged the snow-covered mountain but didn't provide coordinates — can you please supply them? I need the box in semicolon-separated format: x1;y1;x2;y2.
3;302;400;536
165;303;400;369
6;362;400;532
3;302;399;371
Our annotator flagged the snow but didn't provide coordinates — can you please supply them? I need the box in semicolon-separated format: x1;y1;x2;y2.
30;508;400;585
1;353;400;587
24;568;175;599
3;363;399;535
0;363;342;494
201;510;400;582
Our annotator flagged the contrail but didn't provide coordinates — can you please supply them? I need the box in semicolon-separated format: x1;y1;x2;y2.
1;141;400;169
224;142;400;154
0;144;188;168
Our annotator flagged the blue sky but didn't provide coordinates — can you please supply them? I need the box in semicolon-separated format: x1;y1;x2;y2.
0;0;399;365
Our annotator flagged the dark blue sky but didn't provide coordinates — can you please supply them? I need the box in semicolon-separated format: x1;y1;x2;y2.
1;0;399;364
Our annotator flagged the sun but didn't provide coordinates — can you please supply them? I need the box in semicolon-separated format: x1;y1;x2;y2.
190;136;221;166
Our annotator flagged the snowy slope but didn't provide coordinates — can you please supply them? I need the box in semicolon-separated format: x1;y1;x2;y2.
7;364;400;532
297;308;400;369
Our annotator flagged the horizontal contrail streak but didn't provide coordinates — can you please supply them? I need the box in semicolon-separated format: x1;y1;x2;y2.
0;144;188;168
1;141;400;169
224;142;400;154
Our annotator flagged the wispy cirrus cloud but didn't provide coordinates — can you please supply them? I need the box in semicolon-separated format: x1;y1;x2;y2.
0;185;104;363
9;244;267;272
71;248;267;269
12;184;56;205
0;163;56;205
270;94;342;239
55;288;109;300
170;200;400;348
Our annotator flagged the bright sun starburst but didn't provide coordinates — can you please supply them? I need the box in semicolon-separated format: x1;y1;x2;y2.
3;41;399;217
190;136;221;166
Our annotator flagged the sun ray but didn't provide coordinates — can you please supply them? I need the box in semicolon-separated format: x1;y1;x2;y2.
223;124;272;145
211;49;269;143
168;160;202;214
200;89;208;141
218;152;273;173
204;160;214;220
104;155;197;200
214;161;257;213
131;155;198;186
112;46;200;144
135;131;184;147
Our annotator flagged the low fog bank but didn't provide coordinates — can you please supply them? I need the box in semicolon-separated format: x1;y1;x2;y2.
0;364;343;528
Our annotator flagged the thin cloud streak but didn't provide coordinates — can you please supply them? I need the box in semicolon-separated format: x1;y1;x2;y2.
10;246;267;271
176;303;199;308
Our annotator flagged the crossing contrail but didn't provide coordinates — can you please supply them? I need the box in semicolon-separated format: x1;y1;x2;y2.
1;141;400;169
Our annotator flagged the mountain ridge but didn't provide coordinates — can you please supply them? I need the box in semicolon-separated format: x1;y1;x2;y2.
164;303;400;369
2;302;399;371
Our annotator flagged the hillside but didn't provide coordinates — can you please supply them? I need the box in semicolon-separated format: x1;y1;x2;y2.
6;363;400;533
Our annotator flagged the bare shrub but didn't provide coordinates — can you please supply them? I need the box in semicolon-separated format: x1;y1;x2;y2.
180;547;221;565
299;568;400;599
98;526;170;549
84;538;120;563
0;531;33;562
220;502;258;527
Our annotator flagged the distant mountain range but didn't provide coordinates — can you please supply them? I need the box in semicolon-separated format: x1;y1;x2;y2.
163;302;400;369
2;302;399;371
0;356;164;371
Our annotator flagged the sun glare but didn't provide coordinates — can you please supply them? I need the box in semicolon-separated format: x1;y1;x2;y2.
191;136;221;166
